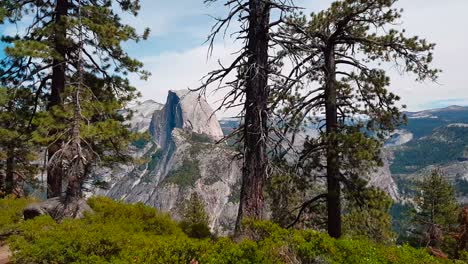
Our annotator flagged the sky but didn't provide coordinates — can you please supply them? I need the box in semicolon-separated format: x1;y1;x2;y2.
1;0;468;116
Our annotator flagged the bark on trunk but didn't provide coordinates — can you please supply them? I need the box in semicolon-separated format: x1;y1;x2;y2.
235;0;270;234
324;45;342;238
0;167;4;194
65;89;84;199
5;146;15;195
47;0;68;198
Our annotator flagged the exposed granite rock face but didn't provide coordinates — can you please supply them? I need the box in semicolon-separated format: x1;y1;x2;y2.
151;90;224;149
95;90;240;235
367;150;399;201
397;161;468;204
125;100;164;133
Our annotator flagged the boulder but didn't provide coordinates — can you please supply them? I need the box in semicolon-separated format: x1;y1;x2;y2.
23;197;93;221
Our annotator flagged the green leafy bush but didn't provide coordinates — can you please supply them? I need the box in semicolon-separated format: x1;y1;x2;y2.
4;197;455;264
0;197;34;234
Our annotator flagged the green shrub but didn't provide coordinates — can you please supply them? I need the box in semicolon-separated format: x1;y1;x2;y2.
4;197;454;264
147;149;163;171
0;197;34;234
86;196;183;236
189;132;213;144
163;160;201;187
132;137;149;149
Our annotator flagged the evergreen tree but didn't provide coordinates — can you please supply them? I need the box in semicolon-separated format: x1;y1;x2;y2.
272;0;439;238
410;169;459;249
343;187;396;244
1;0;149;198
197;0;296;234
0;87;38;197
179;192;211;239
266;161;328;231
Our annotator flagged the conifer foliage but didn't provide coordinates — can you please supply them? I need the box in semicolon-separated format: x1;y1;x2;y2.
179;192;211;239
0;87;38;197
410;169;459;250
0;0;149;198
272;0;439;238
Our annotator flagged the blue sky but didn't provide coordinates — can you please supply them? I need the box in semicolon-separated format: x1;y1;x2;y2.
1;0;468;116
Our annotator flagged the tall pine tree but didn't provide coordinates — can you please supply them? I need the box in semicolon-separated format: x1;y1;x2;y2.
1;0;149;198
272;0;439;238
198;0;296;235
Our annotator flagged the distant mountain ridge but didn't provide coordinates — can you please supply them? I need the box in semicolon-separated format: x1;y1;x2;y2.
94;98;468;234
389;105;468;202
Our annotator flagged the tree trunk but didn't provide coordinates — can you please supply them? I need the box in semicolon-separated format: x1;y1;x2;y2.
65;84;84;199
0;165;4;194
324;45;342;238
5;146;15;195
235;0;270;234
47;0;68;198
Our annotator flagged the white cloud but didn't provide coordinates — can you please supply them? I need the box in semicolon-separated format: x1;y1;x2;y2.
131;41;242;116
297;0;468;111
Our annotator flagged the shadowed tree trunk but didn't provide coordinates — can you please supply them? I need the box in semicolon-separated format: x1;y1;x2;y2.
324;45;341;238
0;168;4;194
47;0;68;198
5;146;15;195
235;0;270;233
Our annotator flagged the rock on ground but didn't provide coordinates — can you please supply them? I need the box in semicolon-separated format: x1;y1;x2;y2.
23;197;93;221
0;243;11;264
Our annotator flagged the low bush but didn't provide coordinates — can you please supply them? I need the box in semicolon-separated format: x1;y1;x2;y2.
0;196;34;235
1;197;459;264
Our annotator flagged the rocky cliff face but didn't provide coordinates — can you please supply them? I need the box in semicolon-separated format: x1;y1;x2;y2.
150;90;224;148
125;100;164;133
367;150;399;200
95;90;241;235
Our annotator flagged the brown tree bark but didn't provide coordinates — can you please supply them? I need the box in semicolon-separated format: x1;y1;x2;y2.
65;71;85;199
324;45;342;238
5;146;15;195
47;0;68;198
235;0;270;234
0;168;4;194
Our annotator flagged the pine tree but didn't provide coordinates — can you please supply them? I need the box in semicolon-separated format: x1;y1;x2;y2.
197;0;296;234
343;187;396;244
272;0;439;238
1;0;149;199
410;169;459;249
179;192;211;239
0;87;39;197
